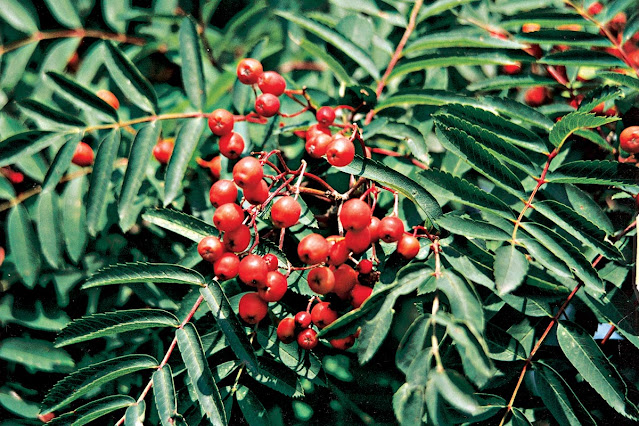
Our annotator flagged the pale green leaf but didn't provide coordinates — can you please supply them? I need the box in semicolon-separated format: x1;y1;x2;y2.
82;262;206;289
494;245;529;295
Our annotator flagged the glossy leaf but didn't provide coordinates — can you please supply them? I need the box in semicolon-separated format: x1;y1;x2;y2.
125;401;145;426
549;111;619;148
83;262;206;289
153;365;178;426
142;208;218;241
179;17;206;109
0;0;38;33
45;72;119;122
164;117;206;206
36;190;63;268
86;129;121;236
539;49;627;68
47;395;136;426
0;337;74;373
494;245;529;295
436;271;484;332
7;204;41;288
546;160;639;187
102;0;128;33
598;72;639;90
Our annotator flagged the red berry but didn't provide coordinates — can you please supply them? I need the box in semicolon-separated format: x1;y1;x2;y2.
326;236;348;266
223;224;251;253
213;203;244;232
397;234;421;259
214;252;240;281
588;1;603;15
239;254;268;287
502;63;522;75
330;334;356;350
238;292;268;324
210;180;238;208
72;142;94;166
258;71;286;96
297;328;318;350
620;126;639;154
340;199;372;232
263;254;279;271
243;179;269;205
326;137;355;167
208;109;234;136
311;301;338;329
96;89;119;110
332;264;358;296
233;156;263;188
357;259;373;274
368;216;381;243
237;58;263;85
295;311;312;328
345;228;371;254
255;93;280;117
153;139;174;164
297;233;329;264
307;267;335;294
277;317;296;343
210;156;222;180
219;132;245;159
198;236;224;263
524;86;549;107
350;284;373;308
271;196;301;228
305;133;332;159
378;216;405;243
258;271;288;302
306;123;331;139
316;106;336;126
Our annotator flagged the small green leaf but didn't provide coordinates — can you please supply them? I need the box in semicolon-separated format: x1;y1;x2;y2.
0;337;74;373
418;0;476;22
86;129;121;236
514;30;613;47
125;401;145;426
62;173;88;263
393;383;425;425
494;245;529;295
578;85;623;112
45;72;118;123
179;17;206;110
433;369;481;416
0;0;38;33
7;204;41;288
142;208;218;242
153;365;178;426
598;72;639;90
164;117;206;206
43;0;81;29
546;160;639;187
36;190;63;268
47;395;136;426
549;111;619;148
82;263;206;289
42;133;83;192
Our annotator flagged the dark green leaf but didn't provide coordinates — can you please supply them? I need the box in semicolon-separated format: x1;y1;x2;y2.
405;28;525;54
256;327;322;380
164;117;206;206
83;262;206;289
514;30;613;47
468;74;558;91
45;72;118;122
436;271;484;332
179;18;206;110
0;337;74;373
0;131;60;168
36;190;63;268
436;214;510;240
494;245;529;295
48;395;136;426
237;385;271;426
549;111;619;148
86;129;121;236
7;204;41;288
18;99;86;130
142;208;218;241
42;133;83;191
578;85;623;113
546;160;639;187
246;358;303;398
125;401;145;426
153;365;177;426
539;49;627;68
396;315;430;374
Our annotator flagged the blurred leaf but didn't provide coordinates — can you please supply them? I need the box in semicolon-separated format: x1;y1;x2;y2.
42;132;83;192
36;190;63;268
18;99;86;130
0;131;61;168
0;337;74;373
153;365;177;426
598;72;639;90
418;0;477;22
43;0;81;28
143;208;218;241
102;0;129;33
0;387;41;418
1;44;38;90
179;17;206;110
539;49;627;68
0;0;38;33
7;204;41;288
546;160;639;187
578;85;623;112
494;245;529;295
82;262;206;289
393;383;425;425
468;74;557;91
549;111;619;148
405;28;525;55
291;36;355;85
237;385;271;426
86;129;121;236
62;173;88;263
47;395;136;426
0;295;70;331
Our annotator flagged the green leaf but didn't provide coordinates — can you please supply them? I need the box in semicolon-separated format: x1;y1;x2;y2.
405;28;525;55
418;0;477;22
598;72;639;90
468;74;558;91
546;160;639;187
125;401;145;426
393;383;425;426
18;99;86;130
56;309;179;347
396;315;430;374
514;30;613;47
246;358;303;398
557;321;636;419
436;271;484;332
7;204;41;288
494;245;529;295
164;117;206;206
118;121;161;227
436;214;511;241
578;85;623;113
36;190;63;268
43;0;81;29
237;385;271;426
1;43;38;90
41;355;157;413
0;337;74;373
433;369;481;416
539;49;627;68
48;395;136;426
256;327;322;380
42;133;83;192
362;118;429;162
83;263;206;289
549;111;619;148
275;10;380;79
291;36;355;85
153;365;178;426
0;131;61;168
200;283;259;373
179;17;206;110
0;387;41;418
0;0;38;33
62;173;88;263
102;0;129;33
104;41;157;113
177;322;227;425
86;129;121;236
337;155;442;228
45;72;119;123
142;208;218;241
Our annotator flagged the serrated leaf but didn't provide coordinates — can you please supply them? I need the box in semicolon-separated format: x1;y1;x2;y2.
104;41;157;113
0;337;74;373
177;322;227;425
436;271;484;332
119;121;161;226
246;357;303;398
436;214;511;240
36;190;63;268
468;74;557;91
179;18;206;110
56;309;179;347
41;355;157;414
43;0;81;29
237;385;271;426
578;85;623;112
142;208;218;241
63;173;88;263
494;245;529;295
514;30;612;47
18;99;86;130
0;131;61;168
83;263;205;289
153;365;177;426
549;111;619;148
405;28;525;55
86;129;121;236
42;133;83;192
7;204;41;288
45;72;118;123
164;117;206;206
48;395;136;426
275;10;380;79
539;49;627;68
598;72;639;90
546;160;639;187
291;36;355;85
337;155;442;227
200;283;259;373
0;0;38;33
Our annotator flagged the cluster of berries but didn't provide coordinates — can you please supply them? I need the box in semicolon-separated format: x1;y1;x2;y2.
303;107;356;167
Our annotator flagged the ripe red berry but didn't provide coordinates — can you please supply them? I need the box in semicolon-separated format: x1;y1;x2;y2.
223;224;251;253
588;1;603;15
271;196;302;228
219;132;245;159
502;63;522;75
263;254;279;271
297;233;329;264
326;137;355;167
96;89;119;110
153;139;174;164
277;317;296;343
209;180;238;208
350;284;373;308
213;203;244;232
397;234;421;259
620;126;639;154
297;328;318;350
295;311;312;328
306;123;331;139
239;254;268;287
307;267;335;294
198;236;224;263
243;179;269;205
378;216;405;243
72;142;94;166
258;71;286;96
332;264;358;296
345;228;371;254
258;271;288;302
208;109;234;136
368;216;381;243
305;133;333;159
233;156;263;188
357;259;373;274
524;86;549;107
326;236;348;266
214;252;240;281
237;58;263;85
255;93;280;117
238;292;268;324
316;106;336;126
340;199;372;232
330;334;356;350
311;301;338;329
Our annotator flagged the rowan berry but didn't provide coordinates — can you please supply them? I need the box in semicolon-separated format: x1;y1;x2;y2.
153;139;174;164
316;106;336;126
258;271;288;302
223;224;251;253
326;137;355;167
350;284;373;308
213;203;244;232
214;252;240;281
233;156;263;188
209;180;238;208
198;236;224;263
277;317;296;343
307;267;335;294
271;196;301;228
238;292;268;324
208;109;234;136
219;132;245;159
297;328;318;350
72;142;94;166
379;216;405;243
239;254;268;287
620;126;639;154
255;93;280;117
297;234;329;264
258;71;286;96
311;301;338;329
397;234;421;259
340;199;372;232
295;311;312;328
237;58;263;85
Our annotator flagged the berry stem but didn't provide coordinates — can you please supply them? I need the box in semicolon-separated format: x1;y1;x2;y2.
293;160;307;200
